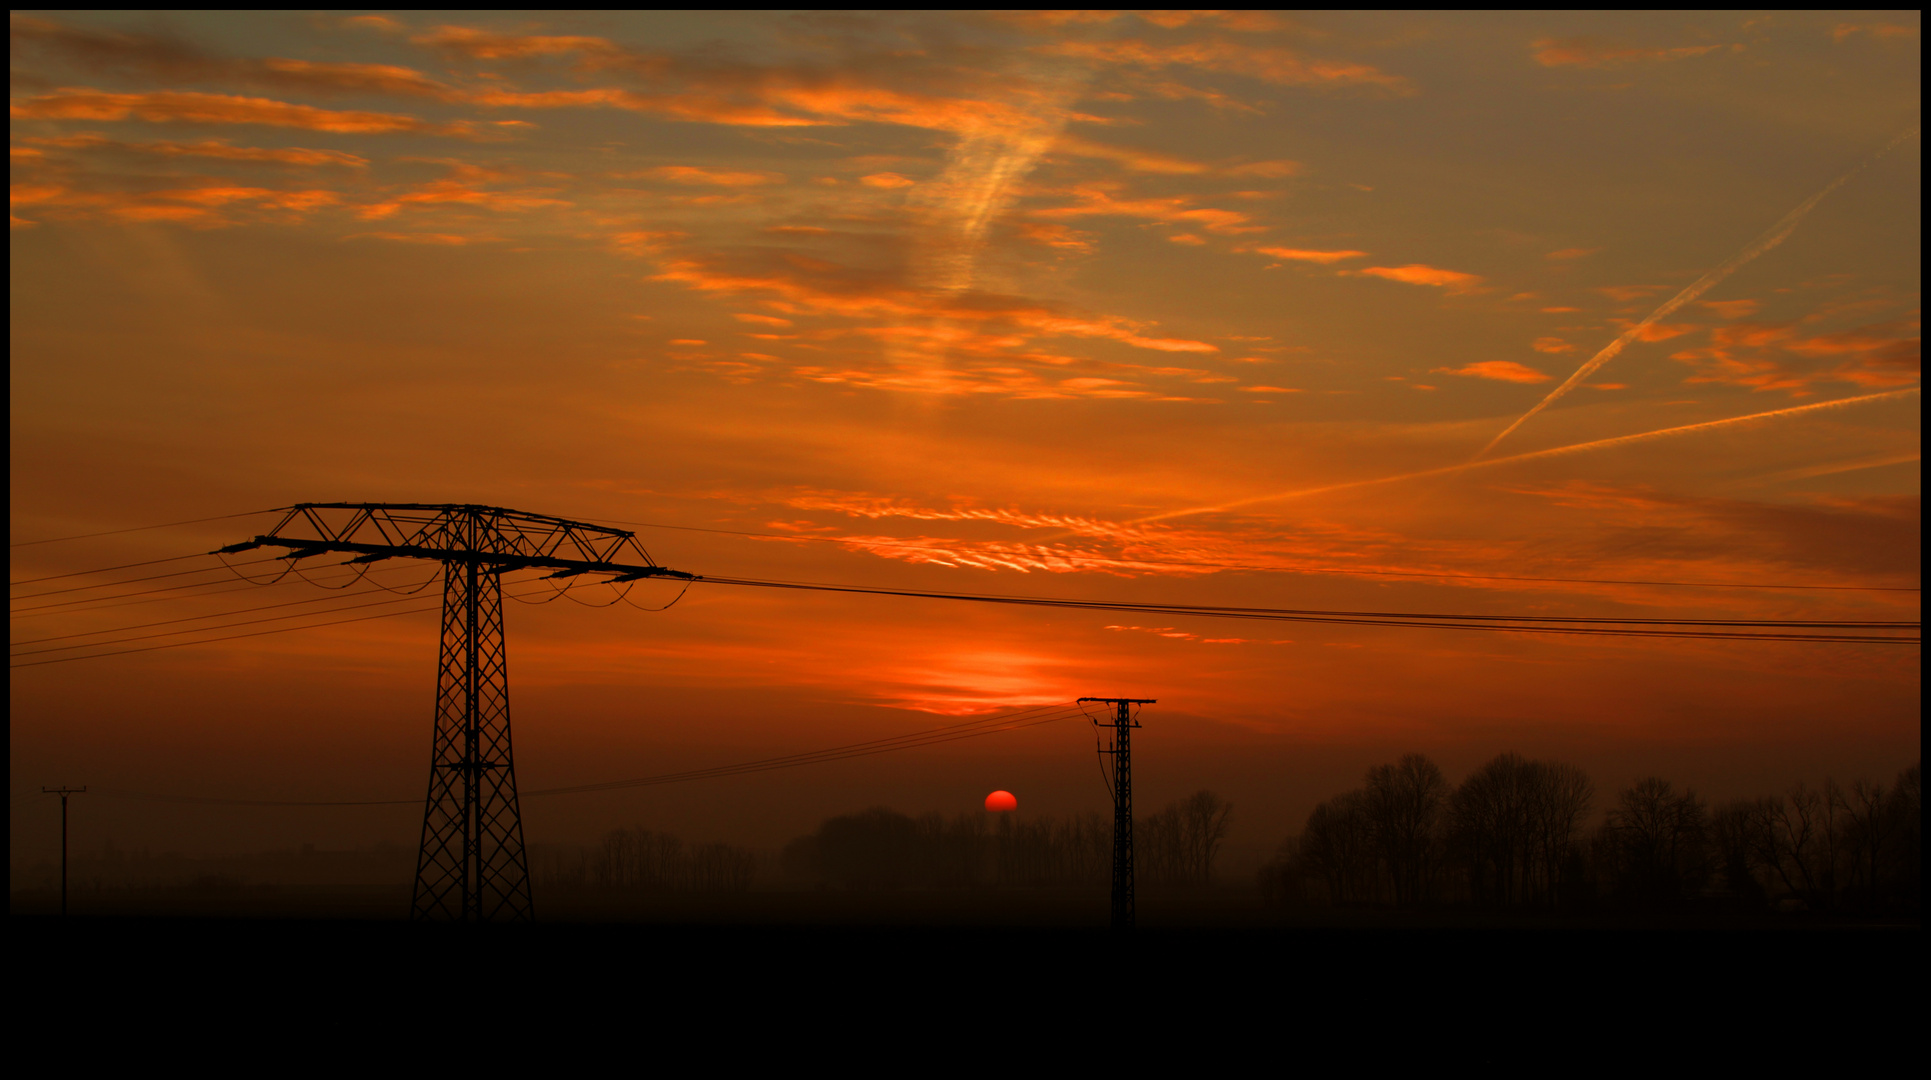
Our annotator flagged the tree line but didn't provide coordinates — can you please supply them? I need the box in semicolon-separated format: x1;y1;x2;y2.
781;790;1234;890
1261;753;1921;914
534;826;759;893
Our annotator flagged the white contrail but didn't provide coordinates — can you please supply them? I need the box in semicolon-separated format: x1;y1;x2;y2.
1474;126;1920;460
909;116;1068;293
907;66;1088;294
1136;388;1919;524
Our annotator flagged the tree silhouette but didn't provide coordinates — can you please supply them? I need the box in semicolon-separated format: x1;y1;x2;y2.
1600;777;1708;906
1365;753;1446;906
1450;753;1590;907
1298;789;1377;904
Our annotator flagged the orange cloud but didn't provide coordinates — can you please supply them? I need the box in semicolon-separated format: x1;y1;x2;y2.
409;26;626;61
1049;137;1295;178
357;167;567;220
1832;23;1920;42
23;133;368;168
1351;264;1482;291
351;231;498;245
463;86;830;128
1546;247;1599;260
638;165;786;186
1031;185;1263;235
343;15;404;33
1670;318;1921;394
9;180;341;226
1015;222;1094;252
10;89;470;135
252;59;452;97
1133;11;1287;32
1597;285;1662;302
1253;246;1366;263
1701;299;1760;319
1532;337;1576;354
647;249;1217;360
1054;135;1209;175
1224;160;1302;178
1042;39;1411;93
1609;318;1699;342
10;16;455;98
1532;38;1729;68
1437;361;1551;384
859;172;916;188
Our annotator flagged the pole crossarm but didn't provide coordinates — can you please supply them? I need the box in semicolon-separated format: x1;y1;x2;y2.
211;503;697;580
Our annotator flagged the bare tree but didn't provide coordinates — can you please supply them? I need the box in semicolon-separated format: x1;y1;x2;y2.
1258;834;1305;907
1299;789;1377;904
1528;761;1593;905
1452;753;1594;907
1887;762;1921;910
1603;777;1708;904
1760;783;1829;905
595;826;755;892
1710;799;1772;905
1834;778;1898;910
1179;790;1234;885
1365;754;1447;906
1450;753;1536;905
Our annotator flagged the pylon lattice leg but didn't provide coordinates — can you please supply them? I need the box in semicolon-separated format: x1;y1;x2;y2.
411;562;533;921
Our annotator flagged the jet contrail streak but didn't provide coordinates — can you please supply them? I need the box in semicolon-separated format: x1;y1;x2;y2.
1137;388;1919;524
1474;127;1920;461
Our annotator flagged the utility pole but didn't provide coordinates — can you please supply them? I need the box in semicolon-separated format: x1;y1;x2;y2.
41;786;86;916
1080;698;1154;930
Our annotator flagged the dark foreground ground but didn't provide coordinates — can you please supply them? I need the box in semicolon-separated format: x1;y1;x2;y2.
10;886;1918;1065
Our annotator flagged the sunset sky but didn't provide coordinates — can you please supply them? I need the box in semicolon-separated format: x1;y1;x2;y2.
9;11;1920;862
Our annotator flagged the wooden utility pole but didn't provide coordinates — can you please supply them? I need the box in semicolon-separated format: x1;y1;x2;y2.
41;787;86;916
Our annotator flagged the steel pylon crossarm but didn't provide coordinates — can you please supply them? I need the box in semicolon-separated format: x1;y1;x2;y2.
215;503;698;581
213;504;695;923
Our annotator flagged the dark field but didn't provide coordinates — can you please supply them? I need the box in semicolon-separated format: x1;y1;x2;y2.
15;880;1920;928
12;886;1915;1068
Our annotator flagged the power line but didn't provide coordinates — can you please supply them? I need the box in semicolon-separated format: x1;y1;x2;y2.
11;581;466;646
9;577;318;621
8;572;607;667
9;602;445;668
696;576;1921;643
10;566;561;654
9;552;211;586
9;556;285;601
589;515;1922;594
9;508;283;548
9;557;433;616
9;558;294;613
11;565;1920;669
9;590;448;657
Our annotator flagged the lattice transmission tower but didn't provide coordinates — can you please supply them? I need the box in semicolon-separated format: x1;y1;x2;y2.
217;504;694;922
